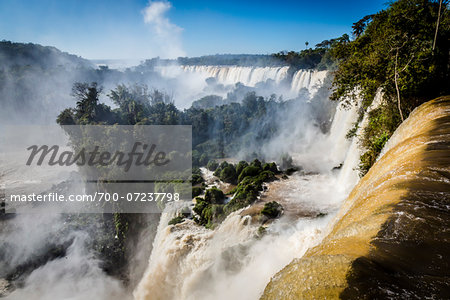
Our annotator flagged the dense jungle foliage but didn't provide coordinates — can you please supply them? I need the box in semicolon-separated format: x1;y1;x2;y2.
330;0;449;175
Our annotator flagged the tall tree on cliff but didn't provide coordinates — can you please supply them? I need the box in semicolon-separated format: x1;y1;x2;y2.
330;0;450;118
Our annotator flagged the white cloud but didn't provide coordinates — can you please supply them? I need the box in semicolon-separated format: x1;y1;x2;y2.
142;1;185;58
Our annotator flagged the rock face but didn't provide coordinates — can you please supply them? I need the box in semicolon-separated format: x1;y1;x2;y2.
261;97;450;299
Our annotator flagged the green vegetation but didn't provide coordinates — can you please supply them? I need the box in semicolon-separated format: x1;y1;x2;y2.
238;165;261;182
192;186;204;197
58;83;300;169
168;215;185;226
193;198;224;228
263;162;278;173
134;55;287;72
192;167;205;185
261;201;283;219
235;161;249;176
219;165;237;184
207;160;219;171
0;40;92;69
205;187;225;204
192;187;226;227
56;74;296;232
272;35;352;70
329;0;449;175
358;105;400;175
213;161;238;183
225;167;278;213
177;54;287;67
192;159;280;228
0;41;130;123
257;226;267;237
192;95;224;109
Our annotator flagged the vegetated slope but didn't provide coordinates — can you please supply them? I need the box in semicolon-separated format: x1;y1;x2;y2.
0;40;92;69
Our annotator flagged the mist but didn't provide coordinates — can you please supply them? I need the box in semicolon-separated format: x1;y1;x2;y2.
1;15;341;299
5;231;129;300
133;93;360;299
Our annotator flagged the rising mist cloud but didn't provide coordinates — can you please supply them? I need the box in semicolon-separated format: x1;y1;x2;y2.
143;1;185;59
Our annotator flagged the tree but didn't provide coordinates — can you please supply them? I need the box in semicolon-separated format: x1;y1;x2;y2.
149;89;173;105
432;0;445;51
72;82;102;123
315;40;332;48
56;108;76;125
330;0;449;175
331;0;449;112
352;15;374;38
58;82;116;125
108;84;150;124
220;165;237;183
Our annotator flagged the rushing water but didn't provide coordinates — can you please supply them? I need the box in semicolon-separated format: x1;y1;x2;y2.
262;96;450;299
180;66;290;87
290;69;328;96
133;96;363;300
6;62;442;299
157;65;328;98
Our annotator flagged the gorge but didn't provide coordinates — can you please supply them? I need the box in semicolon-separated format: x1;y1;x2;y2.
1;0;449;298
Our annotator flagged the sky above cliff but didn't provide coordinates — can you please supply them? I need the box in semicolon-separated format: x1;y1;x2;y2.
0;0;387;59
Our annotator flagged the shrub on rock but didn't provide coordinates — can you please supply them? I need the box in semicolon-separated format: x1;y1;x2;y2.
168;215;185;225
220;164;237;183
261;201;283;219
205;187;225;204
207;159;219;171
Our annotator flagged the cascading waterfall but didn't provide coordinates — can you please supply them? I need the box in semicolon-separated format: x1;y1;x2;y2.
290;69;328;96
337;90;384;189
180;65;289;87
133;88;365;300
134;211;256;300
156;65;328;99
261;96;450;299
288;98;359;177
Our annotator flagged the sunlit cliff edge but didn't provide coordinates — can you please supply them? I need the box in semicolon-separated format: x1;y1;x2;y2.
261;96;450;299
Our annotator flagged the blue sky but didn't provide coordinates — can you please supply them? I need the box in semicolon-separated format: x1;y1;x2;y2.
0;0;387;59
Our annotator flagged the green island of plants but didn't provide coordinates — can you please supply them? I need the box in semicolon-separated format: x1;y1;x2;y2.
192;159;282;228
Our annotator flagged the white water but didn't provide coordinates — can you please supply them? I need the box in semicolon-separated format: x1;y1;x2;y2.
290;69;328;96
157;65;328;99
134;90;363;300
180;65;290;87
338;90;385;189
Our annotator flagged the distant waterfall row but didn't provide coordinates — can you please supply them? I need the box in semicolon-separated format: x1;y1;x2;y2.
173;65;327;97
181;65;289;87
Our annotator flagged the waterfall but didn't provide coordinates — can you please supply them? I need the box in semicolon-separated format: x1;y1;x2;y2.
133;86;364;300
290;70;328;96
288;99;359;176
134;196;342;300
337;90;385;189
325;101;359;173
133;211;256;300
261;97;450;299
179;65;290;87
156;65;328;100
